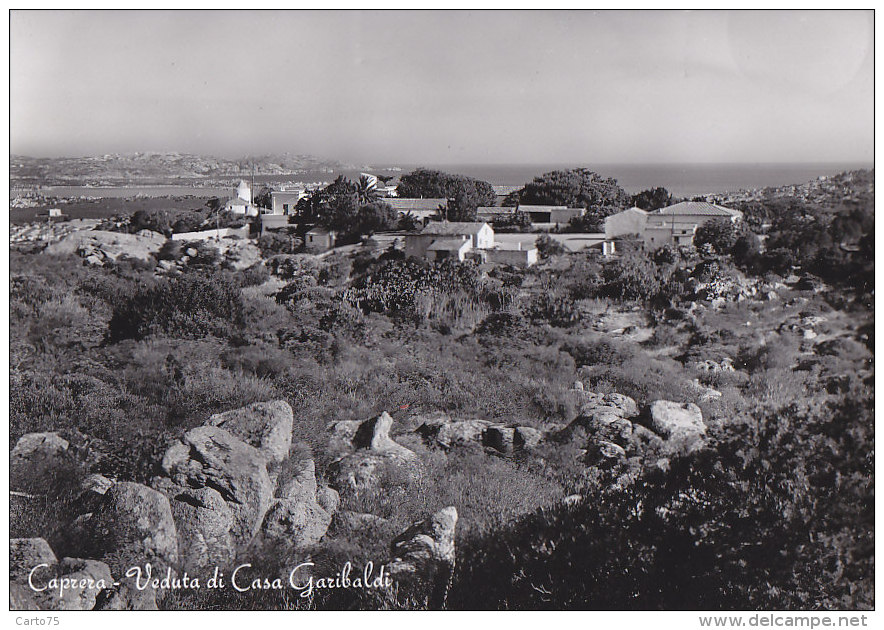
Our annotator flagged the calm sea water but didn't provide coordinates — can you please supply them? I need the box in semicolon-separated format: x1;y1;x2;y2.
26;162;871;200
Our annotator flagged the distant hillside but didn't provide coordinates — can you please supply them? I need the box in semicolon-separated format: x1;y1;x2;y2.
10;152;367;186
714;169;874;210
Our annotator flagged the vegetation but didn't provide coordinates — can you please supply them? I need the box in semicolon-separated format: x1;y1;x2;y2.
9;168;874;611
503;168;631;209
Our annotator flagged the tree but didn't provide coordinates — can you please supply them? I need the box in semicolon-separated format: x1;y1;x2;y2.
397;168;496;206
355;201;398;235
356;175;379;206
446;182;480;222
535;234;567;258
694;218;739;255
253;187;272;210
631;187;673;210
505;168;631;209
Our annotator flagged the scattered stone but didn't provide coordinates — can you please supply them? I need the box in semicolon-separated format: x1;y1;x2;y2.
81;474;114;496
11;432;69;464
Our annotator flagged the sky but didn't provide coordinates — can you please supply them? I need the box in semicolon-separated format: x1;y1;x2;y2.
9;10;874;165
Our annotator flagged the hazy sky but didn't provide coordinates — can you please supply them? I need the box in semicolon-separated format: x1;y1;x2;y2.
10;10;874;164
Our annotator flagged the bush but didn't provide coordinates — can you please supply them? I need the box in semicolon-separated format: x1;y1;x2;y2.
527;293;581;327
535;234;567;259
107;272;244;342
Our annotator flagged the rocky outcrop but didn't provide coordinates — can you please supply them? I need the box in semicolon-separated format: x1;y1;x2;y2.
161;424;274;547
417;418;490;449
416;417;545;454
45;230;165;262
208;400;294;466
93;577;158;611
83;482;178;575
388;506;458;608
352;412;417;460
482;426;515;454
648;400;707;452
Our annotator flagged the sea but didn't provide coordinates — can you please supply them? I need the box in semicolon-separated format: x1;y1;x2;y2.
23;162;872;201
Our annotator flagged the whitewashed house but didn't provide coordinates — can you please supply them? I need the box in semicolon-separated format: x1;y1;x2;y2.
604;207;648;239
643;201;743;250
405;221;494;260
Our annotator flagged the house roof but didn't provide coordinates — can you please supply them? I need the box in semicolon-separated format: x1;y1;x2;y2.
385;198;447;211
419;221;490;236
655;201;742;218
427;238;471;252
307;227;334;235
226;197;248;206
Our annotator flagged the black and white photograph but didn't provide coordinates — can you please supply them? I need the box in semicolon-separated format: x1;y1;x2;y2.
7;9;875;618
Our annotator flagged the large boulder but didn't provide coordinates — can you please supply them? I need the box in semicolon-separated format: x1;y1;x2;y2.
416;418;491;449
162;424;274;547
514;426;543;450
315;486;340;516
165;485;236;574
353;412;416;460
93;577;158;611
11;432;71;487
277;457;317;502
388;507;458;607
84;482;178;575
648;400;707;451
28;558;115;611
327;452;388;491
482;426;515;454
208;400;294;466
258;499;331;552
11;432;69;461
10;538;58;583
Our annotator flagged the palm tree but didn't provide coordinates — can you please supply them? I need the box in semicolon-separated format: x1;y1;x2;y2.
356;176;378;206
399;211;419;231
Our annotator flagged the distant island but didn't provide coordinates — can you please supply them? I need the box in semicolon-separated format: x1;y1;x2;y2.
9;152;380;187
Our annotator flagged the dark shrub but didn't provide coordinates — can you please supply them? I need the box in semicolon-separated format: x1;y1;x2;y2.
107;273;244;342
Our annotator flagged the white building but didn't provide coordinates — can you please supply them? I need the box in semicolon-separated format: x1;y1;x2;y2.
405;221;495;260
643;201;743;250
225;180;258;216
604;207;648;239
270;189;307;215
